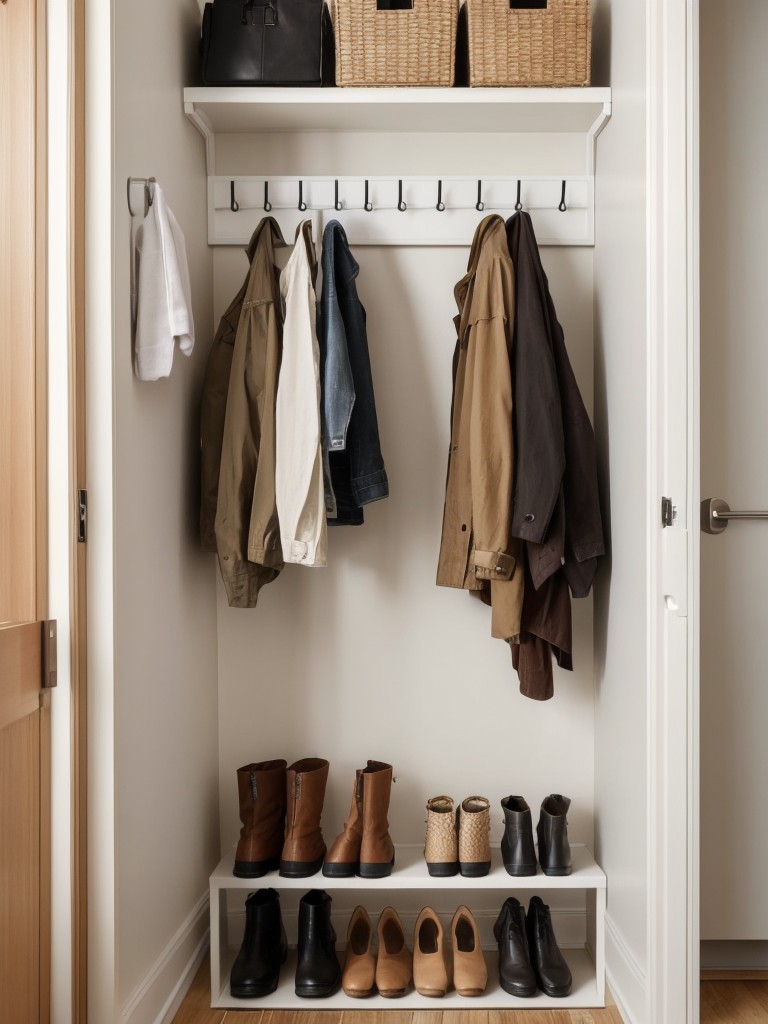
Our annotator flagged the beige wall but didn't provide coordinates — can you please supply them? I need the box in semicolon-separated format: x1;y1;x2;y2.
90;0;219;1020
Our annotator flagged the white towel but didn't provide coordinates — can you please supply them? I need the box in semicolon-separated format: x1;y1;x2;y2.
133;184;195;381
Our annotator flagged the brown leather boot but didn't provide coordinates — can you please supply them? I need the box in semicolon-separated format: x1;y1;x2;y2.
279;757;329;878
359;760;395;879
323;768;363;878
233;759;287;878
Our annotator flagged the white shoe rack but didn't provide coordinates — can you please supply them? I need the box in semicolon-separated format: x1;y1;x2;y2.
208;842;606;1010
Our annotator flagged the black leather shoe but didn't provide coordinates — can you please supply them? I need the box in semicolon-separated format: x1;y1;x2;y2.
295;889;342;997
493;896;537;998
536;794;572;876
526;896;572;997
500;796;537;876
230;888;287;998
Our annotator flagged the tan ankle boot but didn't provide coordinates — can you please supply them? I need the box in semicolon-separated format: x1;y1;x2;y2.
375;907;411;998
423;795;459;877
359;760;395;878
413;907;451;997
279;757;329;878
323;768;363;878
451;905;487;996
233;759;287;877
342;905;375;998
457;795;491;877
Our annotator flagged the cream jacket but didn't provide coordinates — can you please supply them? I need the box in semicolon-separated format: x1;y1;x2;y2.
275;223;327;567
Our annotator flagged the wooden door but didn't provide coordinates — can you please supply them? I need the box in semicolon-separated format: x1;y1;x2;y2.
0;0;51;1020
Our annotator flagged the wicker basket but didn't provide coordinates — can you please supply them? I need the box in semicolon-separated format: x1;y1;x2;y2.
465;0;591;87
333;0;459;87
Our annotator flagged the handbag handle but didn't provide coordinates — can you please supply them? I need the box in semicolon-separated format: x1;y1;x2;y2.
241;0;277;27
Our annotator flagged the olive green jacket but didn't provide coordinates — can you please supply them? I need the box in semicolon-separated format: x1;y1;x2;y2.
199;217;287;608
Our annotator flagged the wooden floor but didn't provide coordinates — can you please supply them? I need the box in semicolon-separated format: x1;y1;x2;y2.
173;957;768;1023
172;956;625;1024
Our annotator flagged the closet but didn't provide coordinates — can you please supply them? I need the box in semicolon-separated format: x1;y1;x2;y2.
187;85;610;1010
85;1;658;1022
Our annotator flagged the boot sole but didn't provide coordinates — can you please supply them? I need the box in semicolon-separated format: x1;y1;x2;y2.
502;864;537;877
539;983;573;997
233;856;280;878
342;986;375;998
295;980;342;998
427;862;460;877
358;856;395;879
230;978;279;998
459;861;491;878
499;978;538;999
378;988;407;998
540;867;572;876
279;855;324;878
322;861;358;878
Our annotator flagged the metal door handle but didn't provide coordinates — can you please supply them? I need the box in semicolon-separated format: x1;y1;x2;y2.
701;497;768;534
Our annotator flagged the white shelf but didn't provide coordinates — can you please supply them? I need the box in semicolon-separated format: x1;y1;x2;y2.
210;842;606;890
184;86;612;135
213;947;600;1010
209;843;606;1009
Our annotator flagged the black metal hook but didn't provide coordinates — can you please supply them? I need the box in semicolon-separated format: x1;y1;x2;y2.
476;179;484;212
298;180;307;212
263;181;272;212
398;180;407;212
364;179;373;212
334;180;342;212
436;180;446;212
515;180;523;212
230;181;239;213
559;180;567;212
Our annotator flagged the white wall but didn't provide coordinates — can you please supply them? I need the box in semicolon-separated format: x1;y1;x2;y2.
591;0;649;1020
88;0;219;1021
213;130;598;925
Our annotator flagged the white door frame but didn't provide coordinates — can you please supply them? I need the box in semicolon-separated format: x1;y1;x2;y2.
647;0;699;1021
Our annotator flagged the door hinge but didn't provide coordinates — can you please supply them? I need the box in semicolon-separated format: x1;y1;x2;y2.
661;496;677;528
78;488;87;543
42;619;57;689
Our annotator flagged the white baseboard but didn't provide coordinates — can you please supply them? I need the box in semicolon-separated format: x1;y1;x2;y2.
604;912;647;1024
120;892;210;1024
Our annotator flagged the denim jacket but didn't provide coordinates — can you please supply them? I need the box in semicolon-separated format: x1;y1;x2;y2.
319;221;388;524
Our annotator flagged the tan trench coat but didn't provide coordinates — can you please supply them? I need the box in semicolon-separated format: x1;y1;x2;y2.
200;217;288;608
436;215;524;642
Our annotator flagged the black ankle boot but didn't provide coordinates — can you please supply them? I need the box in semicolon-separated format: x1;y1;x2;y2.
295;889;342;997
493;896;537;998
230;888;287;998
536;793;572;876
500;795;537;876
525;896;572;997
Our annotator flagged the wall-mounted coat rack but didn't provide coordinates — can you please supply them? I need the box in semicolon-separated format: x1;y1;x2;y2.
206;175;595;248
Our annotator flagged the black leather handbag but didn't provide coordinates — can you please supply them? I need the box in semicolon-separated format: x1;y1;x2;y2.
200;0;335;86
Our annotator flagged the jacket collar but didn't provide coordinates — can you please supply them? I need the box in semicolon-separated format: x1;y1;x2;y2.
245;215;287;266
455;214;507;338
322;219;359;287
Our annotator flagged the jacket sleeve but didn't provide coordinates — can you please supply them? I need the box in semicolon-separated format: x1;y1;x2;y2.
508;214;565;545
468;258;517;582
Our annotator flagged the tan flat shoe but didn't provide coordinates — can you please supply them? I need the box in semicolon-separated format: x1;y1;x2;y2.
342;906;375;997
451;905;488;996
413;907;451;997
375;907;412;998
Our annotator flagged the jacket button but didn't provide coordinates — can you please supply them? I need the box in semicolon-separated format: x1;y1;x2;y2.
524;513;535;523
